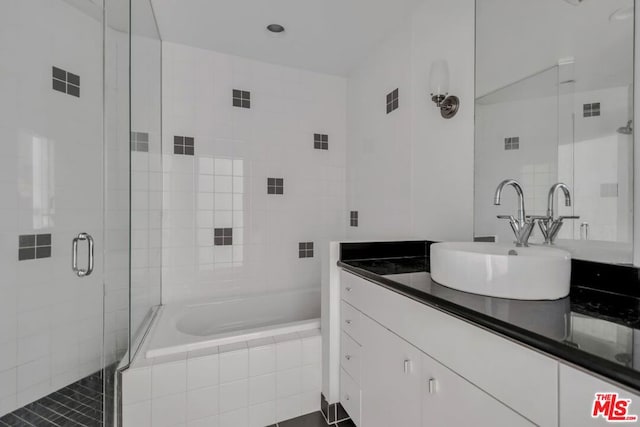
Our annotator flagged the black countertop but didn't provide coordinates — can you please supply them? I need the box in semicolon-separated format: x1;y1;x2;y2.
338;256;640;392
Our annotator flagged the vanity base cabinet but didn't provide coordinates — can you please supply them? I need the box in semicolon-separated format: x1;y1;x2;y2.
559;364;640;426
421;352;536;427
359;314;422;427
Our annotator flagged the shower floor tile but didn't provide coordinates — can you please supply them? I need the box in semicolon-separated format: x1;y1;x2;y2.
0;369;111;427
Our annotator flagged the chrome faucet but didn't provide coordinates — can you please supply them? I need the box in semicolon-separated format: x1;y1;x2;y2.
537;183;579;244
494;179;536;247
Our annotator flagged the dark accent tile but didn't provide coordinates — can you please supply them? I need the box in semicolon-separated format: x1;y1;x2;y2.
279;411;327;427
214;228;233;246
267;178;284;195
137;132;149;142
66;84;80;97
174;145;184;155
184;137;194;147
66;73;80;86
137;142;149;152
19;235;36;247
299;242;314;258
174;136;184;145
386;88;400;114
35;246;51;259
52;78;66;93
36;234;51;246
19;248;35;261
52;66;66;81
184;146;194;156
233;89;251;108
314;133;329;150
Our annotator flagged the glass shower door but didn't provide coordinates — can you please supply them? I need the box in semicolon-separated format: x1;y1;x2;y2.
0;0;126;425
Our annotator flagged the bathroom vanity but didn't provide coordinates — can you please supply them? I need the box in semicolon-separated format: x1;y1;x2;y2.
331;241;640;427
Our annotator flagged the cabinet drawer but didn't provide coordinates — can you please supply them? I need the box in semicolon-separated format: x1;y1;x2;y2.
341;332;361;383
340;368;361;426
341;301;362;343
341;270;365;308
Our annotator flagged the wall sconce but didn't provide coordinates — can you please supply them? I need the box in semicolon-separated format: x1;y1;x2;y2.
429;60;459;119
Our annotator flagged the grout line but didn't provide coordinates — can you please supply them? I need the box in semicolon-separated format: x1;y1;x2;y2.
42;396;102;425
22;407;63;427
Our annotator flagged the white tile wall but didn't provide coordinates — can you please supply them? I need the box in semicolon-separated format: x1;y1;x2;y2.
345;0;475;242
121;330;322;427
161;41;347;304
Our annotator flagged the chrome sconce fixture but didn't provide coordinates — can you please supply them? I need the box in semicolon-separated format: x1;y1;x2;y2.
429;60;459;119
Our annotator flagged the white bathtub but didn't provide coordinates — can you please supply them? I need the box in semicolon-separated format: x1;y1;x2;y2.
145;288;321;358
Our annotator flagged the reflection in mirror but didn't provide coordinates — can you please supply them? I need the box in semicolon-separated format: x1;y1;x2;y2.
474;0;634;264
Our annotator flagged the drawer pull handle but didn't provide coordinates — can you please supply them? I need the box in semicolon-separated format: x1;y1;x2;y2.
345;355;352;361
345;287;352;292
428;378;437;394
403;359;411;374
345;319;352;325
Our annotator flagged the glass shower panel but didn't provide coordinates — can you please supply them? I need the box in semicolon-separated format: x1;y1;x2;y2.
129;0;163;362
0;0;108;423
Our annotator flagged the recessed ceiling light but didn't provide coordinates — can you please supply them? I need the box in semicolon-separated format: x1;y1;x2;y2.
266;24;285;33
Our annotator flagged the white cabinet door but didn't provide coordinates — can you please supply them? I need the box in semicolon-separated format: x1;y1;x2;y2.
421;352;535;427
360;314;422;427
560;364;640;426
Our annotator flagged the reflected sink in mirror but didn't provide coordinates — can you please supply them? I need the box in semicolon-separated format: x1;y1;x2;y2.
430;242;571;300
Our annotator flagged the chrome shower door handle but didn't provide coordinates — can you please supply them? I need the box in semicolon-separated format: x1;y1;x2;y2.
72;232;94;277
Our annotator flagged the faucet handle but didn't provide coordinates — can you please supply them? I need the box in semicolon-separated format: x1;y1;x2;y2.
558;216;580;220
497;215;516;221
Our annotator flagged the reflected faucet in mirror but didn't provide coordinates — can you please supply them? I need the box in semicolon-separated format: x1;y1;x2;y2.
494;179;536;247
536;183;580;245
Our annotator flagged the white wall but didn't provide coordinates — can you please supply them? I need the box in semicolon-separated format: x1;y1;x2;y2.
345;0;475;242
161;42;347;304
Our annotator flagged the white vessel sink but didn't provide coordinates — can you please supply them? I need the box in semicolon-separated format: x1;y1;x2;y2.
430;242;571;300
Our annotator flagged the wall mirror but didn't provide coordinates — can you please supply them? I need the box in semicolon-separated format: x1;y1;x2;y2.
474;0;635;264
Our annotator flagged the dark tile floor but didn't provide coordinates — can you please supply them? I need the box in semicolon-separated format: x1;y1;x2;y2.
272;411;356;427
0;368;112;427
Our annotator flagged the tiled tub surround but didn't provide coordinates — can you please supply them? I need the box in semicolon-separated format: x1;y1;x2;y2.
161;41;347;304
337;241;640;393
122;330;322;427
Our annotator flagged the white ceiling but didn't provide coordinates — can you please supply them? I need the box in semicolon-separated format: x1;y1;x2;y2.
476;0;634;97
150;0;423;76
